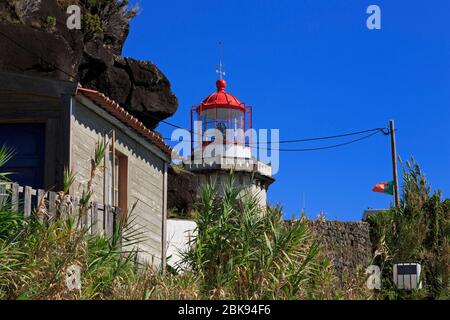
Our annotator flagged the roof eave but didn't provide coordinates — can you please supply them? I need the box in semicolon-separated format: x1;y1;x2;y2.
76;87;174;157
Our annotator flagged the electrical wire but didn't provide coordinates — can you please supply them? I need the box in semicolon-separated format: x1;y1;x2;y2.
0;29;389;153
163;128;387;152
163;127;388;146
258;129;383;152
270;127;385;143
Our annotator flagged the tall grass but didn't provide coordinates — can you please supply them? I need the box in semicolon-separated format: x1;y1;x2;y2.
0;143;371;300
0;141;141;299
181;173;339;299
0;140;202;300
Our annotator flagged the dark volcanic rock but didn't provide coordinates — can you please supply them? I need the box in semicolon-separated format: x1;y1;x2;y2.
81;56;178;128
95;65;131;104
168;166;200;214
0;22;82;81
0;0;178;129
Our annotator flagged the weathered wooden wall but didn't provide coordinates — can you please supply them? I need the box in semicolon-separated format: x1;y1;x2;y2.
72;97;167;267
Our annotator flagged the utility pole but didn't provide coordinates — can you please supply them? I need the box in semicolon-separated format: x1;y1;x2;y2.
389;120;400;207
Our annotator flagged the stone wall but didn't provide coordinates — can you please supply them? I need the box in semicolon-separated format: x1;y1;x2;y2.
308;220;373;284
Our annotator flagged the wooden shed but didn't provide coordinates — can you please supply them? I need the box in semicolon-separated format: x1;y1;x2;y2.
0;71;173;268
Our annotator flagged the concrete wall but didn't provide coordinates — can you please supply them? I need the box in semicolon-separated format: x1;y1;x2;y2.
166;219;197;269
71;97;168;267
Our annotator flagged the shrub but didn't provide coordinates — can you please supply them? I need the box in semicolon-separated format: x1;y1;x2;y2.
80;0;138;45
82;13;103;39
181;173;337;299
0;141;140;299
46;15;56;33
367;158;450;299
0;144;372;300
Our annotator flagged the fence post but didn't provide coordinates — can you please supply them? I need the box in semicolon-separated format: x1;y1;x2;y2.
11;183;19;212
60;195;68;220
48;191;56;221
114;207;122;250
82;202;89;230
24;186;32;218
104;204;112;237
0;184;6;208
37;189;46;221
72;197;79;225
91;202;98;234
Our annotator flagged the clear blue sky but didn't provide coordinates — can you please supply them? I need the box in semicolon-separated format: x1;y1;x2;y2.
123;0;450;221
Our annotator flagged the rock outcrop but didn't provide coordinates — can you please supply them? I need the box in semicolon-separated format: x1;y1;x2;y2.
167;166;200;214
0;0;178;129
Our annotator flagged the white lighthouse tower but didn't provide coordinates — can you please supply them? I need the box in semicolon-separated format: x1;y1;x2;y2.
183;78;274;205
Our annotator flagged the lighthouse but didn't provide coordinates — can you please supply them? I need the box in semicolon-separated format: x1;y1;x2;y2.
183;78;274;206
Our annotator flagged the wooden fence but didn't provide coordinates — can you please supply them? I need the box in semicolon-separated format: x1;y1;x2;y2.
0;182;121;238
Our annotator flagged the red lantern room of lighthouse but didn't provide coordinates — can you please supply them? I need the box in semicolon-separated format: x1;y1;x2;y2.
190;79;253;160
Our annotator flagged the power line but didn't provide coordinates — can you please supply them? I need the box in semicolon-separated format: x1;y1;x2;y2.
163;128;386;152
188;130;382;152
0;27;389;154
163;124;386;143
163;127;388;146
271;127;385;143
260;129;383;152
143;93;389;145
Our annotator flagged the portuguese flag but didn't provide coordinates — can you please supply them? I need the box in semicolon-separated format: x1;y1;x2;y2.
372;181;394;195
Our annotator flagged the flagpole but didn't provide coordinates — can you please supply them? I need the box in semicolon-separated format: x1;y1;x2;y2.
390;120;400;207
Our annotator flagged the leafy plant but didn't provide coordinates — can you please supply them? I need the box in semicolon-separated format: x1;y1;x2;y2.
367;158;450;299
80;0;138;45
0;145;22;240
0;142;143;300
82;13;104;39
78;139;107;227
0;144;15;181
0;142;378;300
181;173;334;299
46;15;56;33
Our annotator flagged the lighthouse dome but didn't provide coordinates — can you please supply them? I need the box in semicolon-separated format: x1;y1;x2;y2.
200;79;245;110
